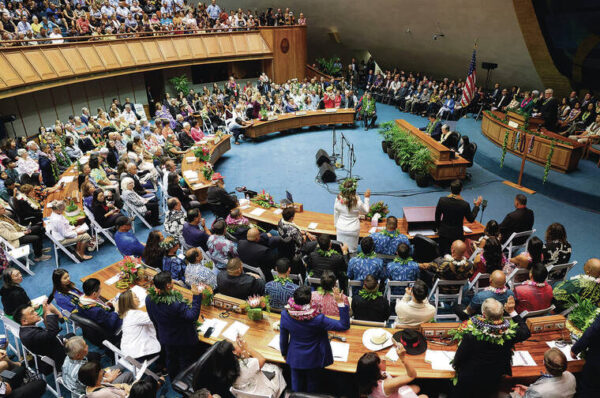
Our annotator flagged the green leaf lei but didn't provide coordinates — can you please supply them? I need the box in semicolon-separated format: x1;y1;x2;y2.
500;130;509;168
543;140;555;184
358;289;382;301
273;275;293;285
393;257;414;265
380;229;399;238
147;286;191;307
317;287;333;295
449;316;518;346
317;248;338;257
357;252;376;259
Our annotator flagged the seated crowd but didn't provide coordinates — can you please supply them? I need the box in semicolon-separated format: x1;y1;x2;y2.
0;1;306;44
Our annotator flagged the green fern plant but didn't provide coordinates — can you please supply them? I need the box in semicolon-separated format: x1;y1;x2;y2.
169;75;191;94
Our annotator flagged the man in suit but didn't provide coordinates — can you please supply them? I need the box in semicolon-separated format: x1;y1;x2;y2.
15;302;70;372
206;173;238;219
435;180;482;254
420;113;443;141
489;83;502;104
280;285;350;392
237;228;282;281
75;278;122;341
499;194;534;245
492;88;511;111
538;88;559;131
216;257;265;299
572;305;600;396
146;271;206;378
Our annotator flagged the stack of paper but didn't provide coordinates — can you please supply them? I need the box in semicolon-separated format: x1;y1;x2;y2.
268;334;280;351
59;175;75;184
198;318;228;339
385;347;399;362
183;170;198;179
273;208;283;215
512;351;537;367
546;341;579;361
222;321;250;341
105;273;120;285
424;350;455;371
307;222;318;230
330;341;349;362
249;208;266;216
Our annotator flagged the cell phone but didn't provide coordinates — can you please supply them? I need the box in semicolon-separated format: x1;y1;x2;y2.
408;282;415;288
203;327;214;338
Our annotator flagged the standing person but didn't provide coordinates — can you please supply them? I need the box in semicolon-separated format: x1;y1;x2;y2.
435;180;482;255
280;285;350;392
146;271;207;379
571;312;600;396
334;178;371;253
499;194;535;246
117;289;161;362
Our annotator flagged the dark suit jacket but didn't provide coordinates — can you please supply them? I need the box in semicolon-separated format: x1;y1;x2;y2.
495;95;511;109
127;172;146;196
216;271;265;299
572;315;600;371
19;314;66;371
280;305;350;369
146;293;201;347
351;296;391;322
237;237;279;273
540;97;558;130
435;196;480;239
499;207;534;245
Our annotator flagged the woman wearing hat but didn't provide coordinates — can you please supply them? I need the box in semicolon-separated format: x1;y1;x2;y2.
161;236;186;285
356;337;427;398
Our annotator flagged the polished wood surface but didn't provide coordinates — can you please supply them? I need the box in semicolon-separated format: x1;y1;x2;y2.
481;111;584;172
395;120;470;181
244;109;356;139
180;135;232;204
240;202;484;240
83;263;584;379
42;162;83;218
305;64;334;82
259;26;307;83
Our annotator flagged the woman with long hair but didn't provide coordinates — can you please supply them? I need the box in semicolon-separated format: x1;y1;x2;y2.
510;236;544;270
142;230;164;270
48;268;83;313
356;350;427;398
117;289;161;361
473;237;506;277
91;189;121;228
334;178;371;252
543;222;572;266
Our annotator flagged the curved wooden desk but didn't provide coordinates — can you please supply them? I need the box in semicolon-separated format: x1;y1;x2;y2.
42;159;87;218
240;202;484;240
180;135;231;204
481;111;584;172
244;109;356;139
83;262;584;379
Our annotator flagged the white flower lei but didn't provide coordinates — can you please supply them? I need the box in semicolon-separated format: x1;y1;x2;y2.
573;274;600;284
443;254;468;267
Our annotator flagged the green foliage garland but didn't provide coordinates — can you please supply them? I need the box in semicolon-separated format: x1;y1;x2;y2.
567;295;600;333
315;57;342;77
357;252;376;259
367;201;390;219
500;130;509;168
147;286;191;306
317;248;338;257
543;140;555;184
358;289;382;301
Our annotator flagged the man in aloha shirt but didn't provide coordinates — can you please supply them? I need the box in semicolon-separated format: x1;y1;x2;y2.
369;216;410;258
553;258;600;313
386;243;419;295
420;240;474;294
206;220;238;271
265;258;298;309
347;237;385;295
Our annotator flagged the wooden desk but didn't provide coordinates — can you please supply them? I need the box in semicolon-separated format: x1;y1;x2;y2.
481;111;584;173
240;202;484;239
244;109;356;139
83;263;584;379
395;120;471;181
42;162;84;218
180;135;231;204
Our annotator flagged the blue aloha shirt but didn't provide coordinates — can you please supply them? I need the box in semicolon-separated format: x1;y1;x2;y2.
347;256;385;294
370;230;410;256
265;278;299;309
386;259;420;295
163;255;187;283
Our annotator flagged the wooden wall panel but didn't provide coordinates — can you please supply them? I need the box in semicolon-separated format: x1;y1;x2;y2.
128;42;150;64
260;26;307;83
188;37;207;57
157;41;178;61
52;86;72;122
203;36;221;56
60;48;89;74
34;91;57;127
142;41;163;62
219;35;234;55
0;56;22;86
78;47;104;72
43;49;73;76
111;43;134;65
172;38;192;59
4;52;40;83
95;44;121;68
23;51;57;80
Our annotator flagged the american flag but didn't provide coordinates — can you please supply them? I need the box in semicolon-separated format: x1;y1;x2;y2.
459;49;477;107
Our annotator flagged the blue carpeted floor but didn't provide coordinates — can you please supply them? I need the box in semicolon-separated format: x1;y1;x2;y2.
5;102;600;397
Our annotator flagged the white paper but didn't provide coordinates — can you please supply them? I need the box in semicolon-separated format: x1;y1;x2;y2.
368;226;384;234
273;208;283;215
330;341;350;362
59;176;75;184
105;273;121;286
31;295;48;307
546;341;579;361
424;350;455;371
198;318;228;339
192;184;205;190
512;351;537;367
307;222;318;230
239;205;250;210
268;334;280;351
183;171;198;178
325;108;338;113
222;321;250;341
385;347;399;362
249;208;266;216
186;157;196;163
130;285;148;308
408;229;435;237
463;226;473;233
75;224;89;233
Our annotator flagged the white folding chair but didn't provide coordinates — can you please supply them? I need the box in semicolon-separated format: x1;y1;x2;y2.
45;229;81;268
347;280;363;297
0;235;34;275
306;276;321;288
39;356;62;398
428;279;469;321
57;374;84;398
501;229;536;257
506;267;530;289
123;202;153;229
520;304;555;319
229;386;273;398
467;272;490;294
546;261;577;286
468;247;482;263
0;313;23;361
60;309;79;335
270;270;303;285
242;263;265;280
19;341;62;397
102;340;159;380
83;207;117;250
384;280;414;304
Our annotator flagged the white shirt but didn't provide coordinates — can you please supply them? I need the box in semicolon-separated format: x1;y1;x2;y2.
49;32;64;44
333;195;369;233
48;212;77;241
120;310;161;359
395;294;437;327
123;109;137;125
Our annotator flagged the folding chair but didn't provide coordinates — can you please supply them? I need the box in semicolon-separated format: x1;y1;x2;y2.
44;229;81;268
384;280;414;304
546;261;577;286
467;272;490;294
0;312;24;362
520;304;555;319
428;279;469;321
347;280;363;297
0;235;34;275
230;386;273;398
306;276;321;288
102;340;159;380
468;247;482;263
506;267;530;289
501;229;536;258
242;263;265;280
270;270;303;286
83;207;117;250
57;374;84;398
122;202;153;229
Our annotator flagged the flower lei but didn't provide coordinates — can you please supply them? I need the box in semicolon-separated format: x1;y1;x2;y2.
273;275;293;285
485;286;508;294
317;248;338;257
380;229;399;238
357;252;377;259
443;254;468;267
393;257;414;265
500;130;509;168
147;286;191;306
449;315;518;346
522;280;547;288
575;274;600;284
358;289;382;301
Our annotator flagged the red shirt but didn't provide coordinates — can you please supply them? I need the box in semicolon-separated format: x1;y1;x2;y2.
514;281;553;314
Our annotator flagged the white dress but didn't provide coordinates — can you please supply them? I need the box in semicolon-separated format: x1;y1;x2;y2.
120;310;161;360
233;357;286;398
334;195;370;253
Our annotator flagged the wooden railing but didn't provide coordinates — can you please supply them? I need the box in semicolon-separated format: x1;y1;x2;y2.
305;63;333;81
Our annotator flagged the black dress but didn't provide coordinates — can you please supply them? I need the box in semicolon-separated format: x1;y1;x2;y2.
0;284;31;316
351;295;391;322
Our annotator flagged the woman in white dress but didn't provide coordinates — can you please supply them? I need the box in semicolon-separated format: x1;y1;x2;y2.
334;178;371;253
117;289;161;362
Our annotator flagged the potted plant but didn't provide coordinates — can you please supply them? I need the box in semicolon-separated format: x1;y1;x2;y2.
65;199;80;217
378;121;396;153
398;136;420;172
259;108;269;121
410;147;433;187
391;132;409;166
250;190;279;209
168;74;190;94
244;295;270;321
566;295;600;340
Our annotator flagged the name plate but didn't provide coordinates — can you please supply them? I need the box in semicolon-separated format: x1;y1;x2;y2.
507;120;519;128
325;108;338;113
295;111;307;116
